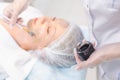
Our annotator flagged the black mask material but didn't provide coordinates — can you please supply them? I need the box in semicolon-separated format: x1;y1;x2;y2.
76;41;95;61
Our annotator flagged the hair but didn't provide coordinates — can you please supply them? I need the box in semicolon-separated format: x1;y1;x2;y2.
34;23;84;67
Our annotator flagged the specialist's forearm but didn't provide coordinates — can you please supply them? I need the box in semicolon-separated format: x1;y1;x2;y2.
6;26;35;50
0;19;36;50
102;43;120;61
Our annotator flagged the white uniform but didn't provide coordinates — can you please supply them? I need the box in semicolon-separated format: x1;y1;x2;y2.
82;0;120;80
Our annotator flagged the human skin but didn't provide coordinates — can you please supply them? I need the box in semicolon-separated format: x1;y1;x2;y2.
74;42;120;69
3;0;30;24
0;16;69;50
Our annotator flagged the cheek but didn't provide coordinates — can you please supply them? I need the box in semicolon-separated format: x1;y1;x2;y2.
27;19;34;27
48;26;54;36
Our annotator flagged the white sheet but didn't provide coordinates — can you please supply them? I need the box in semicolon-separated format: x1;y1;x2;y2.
0;24;89;80
0;24;37;80
0;2;42;80
25;25;89;80
0;2;89;80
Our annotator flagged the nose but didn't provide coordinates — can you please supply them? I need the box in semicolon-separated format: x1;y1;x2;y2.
52;17;56;21
39;17;46;24
34;18;38;24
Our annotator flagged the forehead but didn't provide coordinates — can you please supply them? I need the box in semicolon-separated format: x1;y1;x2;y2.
27;16;68;30
39;16;65;22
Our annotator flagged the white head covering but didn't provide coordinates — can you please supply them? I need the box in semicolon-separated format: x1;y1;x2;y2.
33;23;84;67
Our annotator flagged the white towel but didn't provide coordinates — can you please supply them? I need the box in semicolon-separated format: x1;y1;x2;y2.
0;24;37;80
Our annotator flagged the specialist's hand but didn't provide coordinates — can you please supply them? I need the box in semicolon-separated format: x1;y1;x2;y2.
3;0;29;25
74;43;120;70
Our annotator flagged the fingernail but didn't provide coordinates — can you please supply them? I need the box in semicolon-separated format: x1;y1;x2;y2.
74;48;77;53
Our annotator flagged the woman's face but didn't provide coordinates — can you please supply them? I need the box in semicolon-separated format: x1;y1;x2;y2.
27;16;69;48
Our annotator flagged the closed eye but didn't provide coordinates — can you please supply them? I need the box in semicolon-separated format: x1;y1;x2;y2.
52;17;56;21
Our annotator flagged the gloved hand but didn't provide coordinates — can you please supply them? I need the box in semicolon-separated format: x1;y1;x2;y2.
74;42;120;70
3;0;29;25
